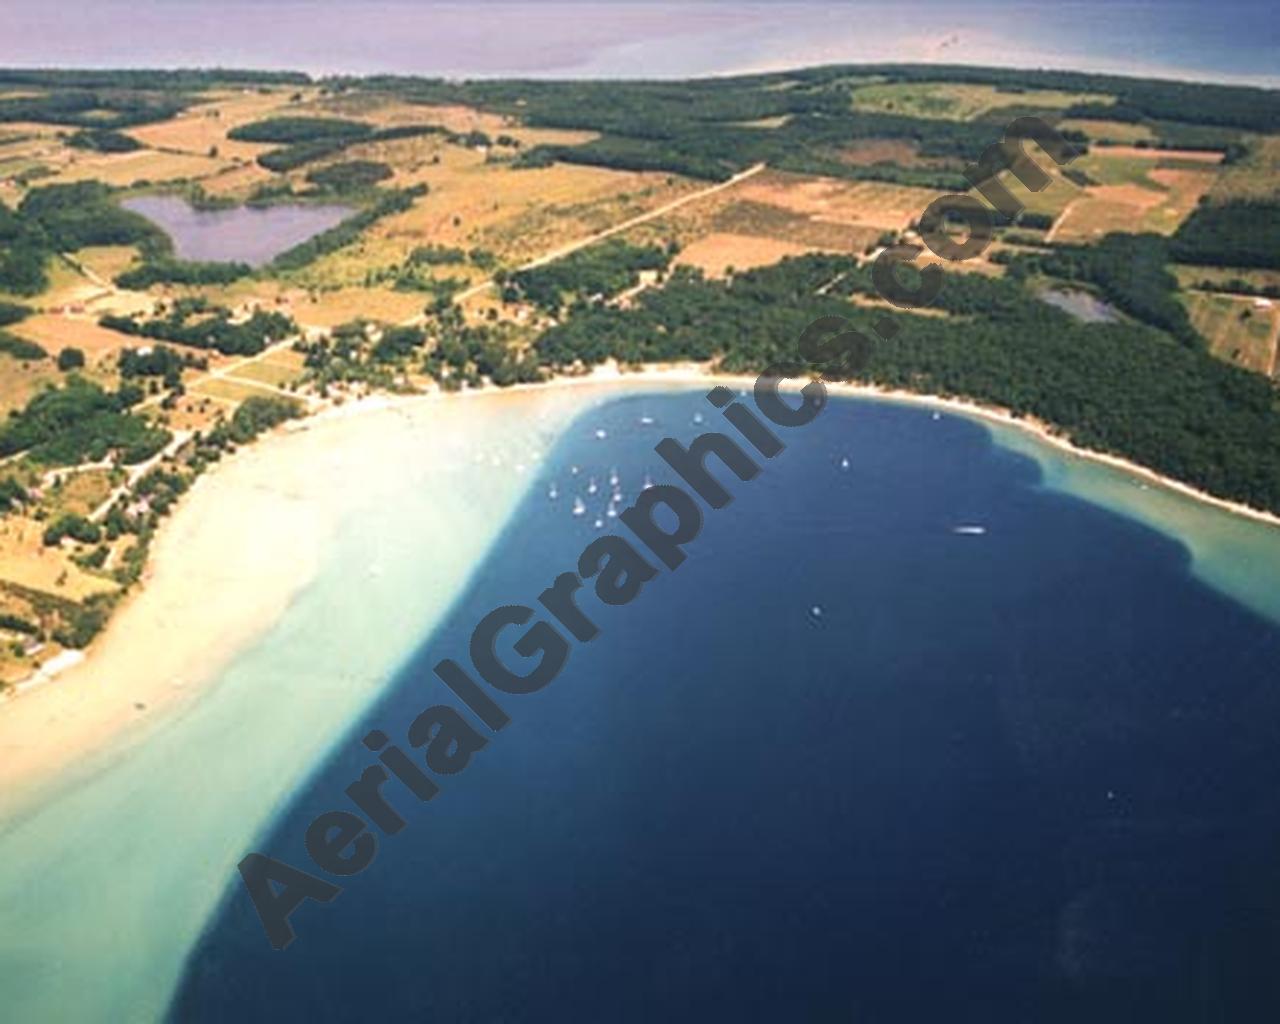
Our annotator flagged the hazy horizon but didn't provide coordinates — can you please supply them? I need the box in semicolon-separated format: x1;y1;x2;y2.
1;1;1276;87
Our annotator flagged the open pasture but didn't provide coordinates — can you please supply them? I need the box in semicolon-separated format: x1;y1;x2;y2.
126;88;313;162
72;245;141;284
45;148;232;189
984;161;1087;223
292;145;697;287
282;287;427;328
10;314;142;367
225;349;306;389
40;468;116;521
310;96;596;150
1049;147;1219;242
192;160;278;199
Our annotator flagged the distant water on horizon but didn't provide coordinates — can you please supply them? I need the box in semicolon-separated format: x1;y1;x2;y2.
2;1;1277;87
168;392;1280;1021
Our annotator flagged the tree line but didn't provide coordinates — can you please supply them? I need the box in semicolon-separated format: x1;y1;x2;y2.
528;253;1280;514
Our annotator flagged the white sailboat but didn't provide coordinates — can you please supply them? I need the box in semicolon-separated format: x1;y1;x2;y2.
572;497;586;517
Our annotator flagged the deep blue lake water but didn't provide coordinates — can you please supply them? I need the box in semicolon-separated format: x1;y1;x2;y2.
171;392;1280;1022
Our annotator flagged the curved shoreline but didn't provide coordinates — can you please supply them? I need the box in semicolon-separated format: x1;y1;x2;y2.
0;365;1277;1024
0;363;1276;805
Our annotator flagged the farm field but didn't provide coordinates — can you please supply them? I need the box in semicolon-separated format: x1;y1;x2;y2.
1186;291;1279;376
284;286;428;328
833;137;956;170
39;469;116;521
45;148;233;189
848;81;1111;121
0;353;61;415
188;376;287;404
987;162;1086;224
1050;146;1220;242
0;519;118;602
1175;265;1280;294
627;170;936;264
1057;118;1157;144
1206;134;1280;201
9;313;143;367
126;88;316;161
732;170;944;231
0;60;1274;747
288;142;698;288
224;349;306;388
674;232;822;278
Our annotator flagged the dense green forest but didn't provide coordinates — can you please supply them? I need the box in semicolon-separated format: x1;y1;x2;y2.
0;302;32;327
0;182;168;294
994;234;1200;345
118;345;208;384
524;253;1280;514
353;63;1277;184
305;160;393;192
0;90;187;130
227;395;302;442
114;257;252;290
101;302;297;356
0;376;169;465
1171;200;1280;270
66;128;143;153
0;69;308;90
229;116;444;171
227;116;374;144
0;68;306;131
0;332;47;361
501;239;673;312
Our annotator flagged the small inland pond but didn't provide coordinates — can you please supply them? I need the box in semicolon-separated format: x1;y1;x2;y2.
122;195;353;267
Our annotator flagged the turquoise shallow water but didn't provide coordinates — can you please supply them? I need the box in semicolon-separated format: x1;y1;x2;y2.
2;388;1279;1021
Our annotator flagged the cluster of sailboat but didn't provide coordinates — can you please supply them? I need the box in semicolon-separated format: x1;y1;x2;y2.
552;465;654;529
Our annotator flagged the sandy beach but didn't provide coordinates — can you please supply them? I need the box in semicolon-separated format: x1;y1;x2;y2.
0;377;669;807
0;363;1278;1024
0;363;1277;804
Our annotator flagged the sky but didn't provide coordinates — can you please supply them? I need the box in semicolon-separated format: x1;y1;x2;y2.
0;1;1275;86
